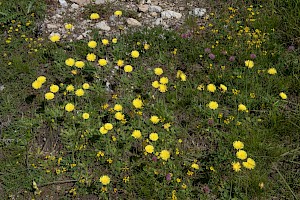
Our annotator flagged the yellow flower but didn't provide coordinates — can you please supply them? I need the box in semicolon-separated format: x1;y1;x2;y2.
233;141;244;150
82;113;90;119
245;60;254;68
50;84;59;93
99;175;110;185
65;103;75;112
179;73;186;81
115;112;125;120
75;89;84;96
160;150;170;161
191;163;199;170
112;38;117;43
279;92;287;99
88;41;97;48
102;39;109;45
238;104;247;112
75;61;85;68
197;84;205;91
114;104;122;111
32;80;42;89
144;43;150;50
236;150;247;160
45;92;54;100
82;83;90;90
114;10;122;17
132;130;142;139
98;59;107;66
104;123;113;131
132;98;143;109
49;33;60;42
207;84;216;92
159;77;168;84
242;158;256;169
150;116;160;124
152;81;160;88
163;123;171;131
149;133;159;141
131;50;139;58
90;13;100;20
66;85;74;92
64;23;73;30
267;68;277;75
145;145;154;153
219;84;227;92
159;84;167;93
65;58;75;66
117;60;124;67
232;162;241;172
86;53;96;61
99;126;108;134
37;76;46;84
154;68;163;75
208;101;218;110
124;65;133;72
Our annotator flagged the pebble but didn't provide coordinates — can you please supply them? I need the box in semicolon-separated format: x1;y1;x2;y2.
70;3;79;10
161;10;182;19
148;5;162;13
96;21;111;31
95;0;105;4
190;8;207;17
138;4;149;13
153;18;162;25
150;12;157;17
127;18;142;26
58;0;68;7
70;0;91;6
47;24;58;29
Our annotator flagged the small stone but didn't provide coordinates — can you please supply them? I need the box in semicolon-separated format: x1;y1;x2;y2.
47;24;58;29
150;12;157;17
70;0;91;6
70;3;79;9
58;0;68;7
149;5;162;13
76;35;83;40
138;4;149;12
179;7;185;11
0;85;5;91
146;0;151;4
126;18;142;26
161;10;182;19
190;8;207;17
95;21;111;31
153;18;162;25
95;0;105;4
109;15;117;22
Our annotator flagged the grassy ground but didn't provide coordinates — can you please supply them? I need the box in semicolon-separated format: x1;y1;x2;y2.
0;0;299;199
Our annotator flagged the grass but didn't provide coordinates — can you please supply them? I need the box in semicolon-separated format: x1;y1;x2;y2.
0;0;299;199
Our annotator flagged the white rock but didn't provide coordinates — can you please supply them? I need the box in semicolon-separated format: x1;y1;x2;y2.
150;12;157;17
138;4;149;12
47;24;58;29
58;0;68;7
146;0;151;4
95;0;105;4
126;18;142;26
0;85;5;91
109;15;117;22
71;3;79;9
153;18;162;25
149;5;162;13
95;21;111;31
190;8;206;17
161;10;182;19
70;0;91;6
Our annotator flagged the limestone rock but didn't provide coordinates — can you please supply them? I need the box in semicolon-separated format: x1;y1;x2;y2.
138;4;149;13
70;0;91;6
149;5;162;13
95;21;111;31
189;8;206;17
126;18;142;26
161;10;182;19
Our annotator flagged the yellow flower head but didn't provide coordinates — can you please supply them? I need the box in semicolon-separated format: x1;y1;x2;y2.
124;65;133;72
236;150;247;160
104;123;113;131
114;10;122;17
82;113;90;119
75;89;84;97
242;158;256;169
158;84;167;93
65;58;75;66
219;84;227;92
150;116;160;124
279;92;287;99
32;80;42;89
245;60;254;68
149;133;159;141
132;98;143;109
207;84;216;92
45;92;54;100
160;150;170;161
66;85;74;92
82;83;90;90
99;175;110;185
267;68;277;75
75;61;85;68
37;76;46;84
49;33;60;42
50;84;59;93
112;38;118;43
64;23;73;30
86;53;96;62
99;126;108;134
154;68;163;75
191;163;199;170
102;39;109;45
145;145;154;153
98;59;107;66
117;60;124;67
144;43;150;50
208;101;218;110
114;104;123;111
131;50;139;58
152;81;160;88
90;13;100;20
159;77;168;84
65;103;75;112
238;104;247;112
115;112;125;120
132;130;142;139
88;41;97;48
232;162;241;172
233;141;244;150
